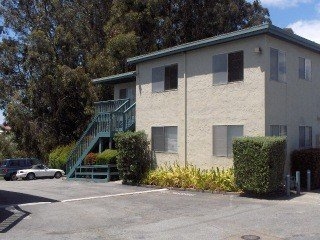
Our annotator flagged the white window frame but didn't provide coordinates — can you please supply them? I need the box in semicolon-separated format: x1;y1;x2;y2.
212;51;244;85
151;126;178;153
270;48;286;83
270;125;287;137
299;57;312;81
213;125;244;157
152;64;178;93
299;126;312;148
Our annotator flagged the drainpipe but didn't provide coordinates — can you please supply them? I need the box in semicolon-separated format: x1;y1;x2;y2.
184;52;188;167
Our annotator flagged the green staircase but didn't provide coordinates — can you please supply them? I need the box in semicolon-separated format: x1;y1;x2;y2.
66;99;136;179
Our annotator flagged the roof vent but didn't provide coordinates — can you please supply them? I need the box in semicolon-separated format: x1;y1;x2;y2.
283;28;294;34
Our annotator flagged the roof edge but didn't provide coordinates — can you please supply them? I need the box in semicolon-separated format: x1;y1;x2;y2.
127;23;320;65
92;71;136;85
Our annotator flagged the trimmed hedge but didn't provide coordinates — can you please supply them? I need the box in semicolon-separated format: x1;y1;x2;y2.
233;136;286;194
291;148;320;189
48;142;75;170
114;131;152;184
96;149;118;165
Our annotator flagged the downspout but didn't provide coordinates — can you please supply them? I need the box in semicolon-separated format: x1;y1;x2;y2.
184;52;188;167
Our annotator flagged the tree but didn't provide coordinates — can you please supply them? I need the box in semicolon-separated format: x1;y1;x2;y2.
0;0;270;159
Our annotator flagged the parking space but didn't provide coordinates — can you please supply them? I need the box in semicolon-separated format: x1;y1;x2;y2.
1;179;320;240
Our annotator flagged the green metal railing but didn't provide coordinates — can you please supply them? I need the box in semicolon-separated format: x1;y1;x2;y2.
94;99;128;115
66;112;111;177
66;99;136;178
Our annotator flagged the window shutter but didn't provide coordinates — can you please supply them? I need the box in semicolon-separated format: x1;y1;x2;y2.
152;127;165;151
305;59;311;81
152;67;164;92
280;125;287;136
270;125;280;136
306;126;312;147
278;51;286;82
213;126;227;156
299;57;305;79
227;126;243;157
270;48;279;81
213;54;228;85
165;127;178;152
299;126;305;148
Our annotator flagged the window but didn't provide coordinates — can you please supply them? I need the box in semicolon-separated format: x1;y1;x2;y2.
213;125;243;157
299;126;312;148
152;64;178;92
299;57;311;81
270;48;286;82
152;126;178;153
213;51;244;84
270;125;287;136
119;89;127;99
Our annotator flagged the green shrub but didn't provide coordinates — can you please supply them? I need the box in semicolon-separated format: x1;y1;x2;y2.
84;152;97;165
291;148;320;189
233;136;286;194
143;163;238;192
96;149;118;165
48;142;75;170
114;131;152;184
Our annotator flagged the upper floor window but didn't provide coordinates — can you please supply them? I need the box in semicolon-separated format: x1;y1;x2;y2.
213;125;243;157
270;48;286;82
299;57;311;81
270;125;287;136
299;126;312;148
213;51;244;85
119;89;127;99
152;64;178;92
152;126;178;153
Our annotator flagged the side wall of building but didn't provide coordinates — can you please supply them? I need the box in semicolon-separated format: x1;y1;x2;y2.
265;36;320;174
136;35;267;169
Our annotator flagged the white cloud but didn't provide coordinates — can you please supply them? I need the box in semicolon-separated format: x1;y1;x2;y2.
260;0;312;8
287;20;320;43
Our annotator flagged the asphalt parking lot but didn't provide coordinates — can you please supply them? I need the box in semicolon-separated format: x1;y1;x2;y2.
1;179;320;240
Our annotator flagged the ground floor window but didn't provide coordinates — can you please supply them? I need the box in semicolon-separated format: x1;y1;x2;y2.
299;126;312;148
270;125;287;136
213;125;243;157
151;126;178;153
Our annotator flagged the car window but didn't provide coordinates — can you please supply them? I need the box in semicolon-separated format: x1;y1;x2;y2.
19;160;27;167
9;161;19;167
26;159;33;166
1;160;8;167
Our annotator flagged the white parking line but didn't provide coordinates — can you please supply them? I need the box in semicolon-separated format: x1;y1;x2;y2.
61;188;169;203
0;189;168;209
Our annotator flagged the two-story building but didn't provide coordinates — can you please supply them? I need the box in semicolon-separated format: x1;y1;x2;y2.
66;23;320;178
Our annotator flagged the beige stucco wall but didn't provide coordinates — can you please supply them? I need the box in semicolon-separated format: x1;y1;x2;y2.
136;35;267;169
265;36;320;174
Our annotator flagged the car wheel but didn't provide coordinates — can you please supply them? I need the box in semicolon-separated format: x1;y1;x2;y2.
26;173;35;180
10;173;17;181
54;172;62;179
4;176;10;181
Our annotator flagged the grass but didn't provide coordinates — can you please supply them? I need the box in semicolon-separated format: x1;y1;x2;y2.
143;163;239;192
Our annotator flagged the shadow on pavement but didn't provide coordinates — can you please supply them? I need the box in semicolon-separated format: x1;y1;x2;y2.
0;190;59;233
0;206;30;233
0;189;59;206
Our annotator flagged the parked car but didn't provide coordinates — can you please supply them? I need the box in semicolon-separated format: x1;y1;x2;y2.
16;164;65;180
0;158;41;181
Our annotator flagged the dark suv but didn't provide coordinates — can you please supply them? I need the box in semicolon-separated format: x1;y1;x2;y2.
0;158;41;181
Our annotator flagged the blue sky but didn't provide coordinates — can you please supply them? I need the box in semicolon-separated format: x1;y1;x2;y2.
0;0;319;124
261;0;320;43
